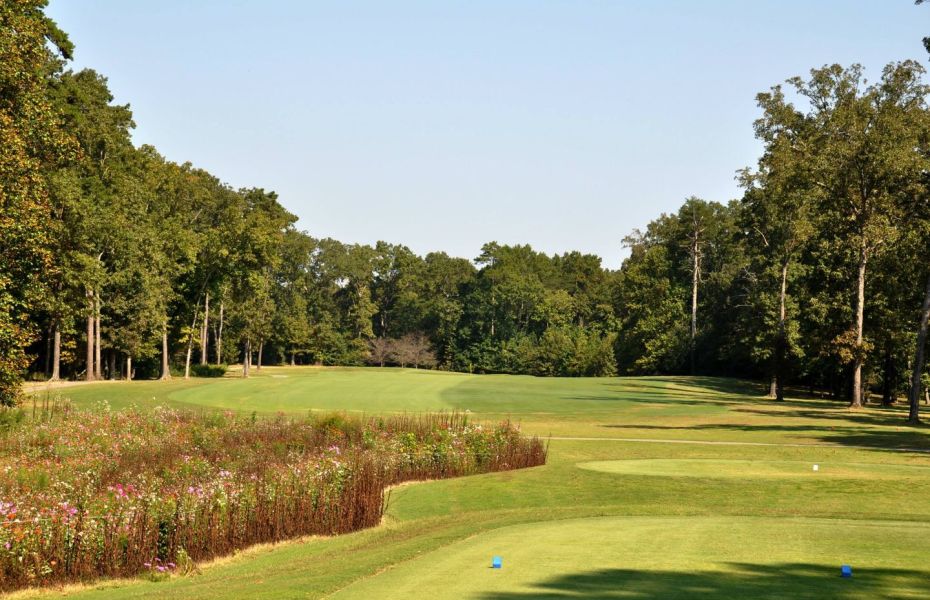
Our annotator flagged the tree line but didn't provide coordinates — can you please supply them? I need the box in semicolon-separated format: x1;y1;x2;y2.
5;2;930;423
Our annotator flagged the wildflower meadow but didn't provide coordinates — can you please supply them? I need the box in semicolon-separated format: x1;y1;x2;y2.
0;403;546;591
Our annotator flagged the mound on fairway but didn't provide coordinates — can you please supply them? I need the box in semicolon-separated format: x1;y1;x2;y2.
578;459;930;480
50;368;740;422
328;516;930;599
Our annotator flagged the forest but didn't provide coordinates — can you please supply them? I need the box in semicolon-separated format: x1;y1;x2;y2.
5;1;930;422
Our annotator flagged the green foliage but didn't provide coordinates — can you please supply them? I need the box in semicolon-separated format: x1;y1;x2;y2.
525;327;617;377
8;0;930;415
0;1;77;405
189;363;227;378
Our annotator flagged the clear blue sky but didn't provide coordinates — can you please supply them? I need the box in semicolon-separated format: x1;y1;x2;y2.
47;1;928;268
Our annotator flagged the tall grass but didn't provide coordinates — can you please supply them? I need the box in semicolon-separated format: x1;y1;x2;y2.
0;405;545;591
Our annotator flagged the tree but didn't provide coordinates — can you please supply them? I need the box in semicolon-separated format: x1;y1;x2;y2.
789;63;928;407
272;230;315;365
0;1;76;404
395;333;436;369
615;228;689;374
367;337;395;367
45;68;137;382
419;252;475;367
909;271;930;422
614;200;735;376
740;82;817;400
226;188;295;377
371;242;423;338
682;198;711;375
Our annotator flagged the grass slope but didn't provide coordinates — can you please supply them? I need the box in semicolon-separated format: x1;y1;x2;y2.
16;367;930;599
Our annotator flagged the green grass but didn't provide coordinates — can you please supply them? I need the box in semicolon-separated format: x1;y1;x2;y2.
330;517;930;599
577;458;930;479
48;367;748;417
17;367;930;599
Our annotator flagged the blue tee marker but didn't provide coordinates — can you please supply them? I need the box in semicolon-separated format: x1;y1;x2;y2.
492;556;502;569
841;565;852;578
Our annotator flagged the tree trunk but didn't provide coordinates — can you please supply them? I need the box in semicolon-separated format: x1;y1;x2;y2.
184;344;193;379
243;338;251;378
690;239;700;376
85;289;95;382
201;293;209;365
850;251;867;408
184;305;200;380
774;261;788;401
257;340;263;371
44;324;52;378
160;322;171;380
216;302;224;366
907;271;930;423
94;294;102;380
49;323;61;381
290;351;296;366
108;350;116;381
126;356;133;381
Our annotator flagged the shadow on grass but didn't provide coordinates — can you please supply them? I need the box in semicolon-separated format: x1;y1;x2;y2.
581;378;812;407
609;379;761;399
563;395;737;408
564;383;758;407
600;422;930;452
478;563;929;599
595;393;930;452
653;376;768;397
731;406;911;428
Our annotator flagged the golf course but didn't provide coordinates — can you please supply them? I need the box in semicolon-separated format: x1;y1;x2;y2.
14;367;930;599
8;1;930;598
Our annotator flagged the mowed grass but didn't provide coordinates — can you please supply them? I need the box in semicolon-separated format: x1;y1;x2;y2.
577;458;930;480
43;366;928;447
330;516;930;600
16;367;930;599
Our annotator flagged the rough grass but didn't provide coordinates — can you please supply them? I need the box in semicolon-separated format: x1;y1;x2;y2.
16;367;930;599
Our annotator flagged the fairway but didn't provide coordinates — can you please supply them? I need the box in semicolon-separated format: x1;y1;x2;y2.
49;367;736;417
44;366;930;446
19;368;930;599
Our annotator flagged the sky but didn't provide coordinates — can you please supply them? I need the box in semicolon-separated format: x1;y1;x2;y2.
47;1;929;269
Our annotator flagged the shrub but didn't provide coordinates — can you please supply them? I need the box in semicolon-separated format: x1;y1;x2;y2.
190;363;228;378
